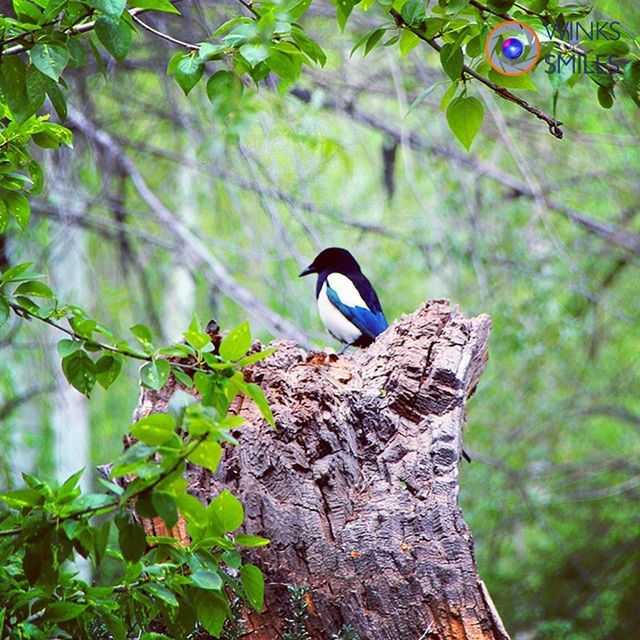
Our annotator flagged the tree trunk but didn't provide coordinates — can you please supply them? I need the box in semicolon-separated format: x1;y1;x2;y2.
133;299;509;640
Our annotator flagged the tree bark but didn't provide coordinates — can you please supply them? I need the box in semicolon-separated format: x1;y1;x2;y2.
133;299;509;640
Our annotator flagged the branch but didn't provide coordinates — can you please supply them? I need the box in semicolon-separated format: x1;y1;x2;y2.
131;13;199;50
1;8;144;57
8;302;211;374
67;108;312;346
389;9;564;139
290;88;640;255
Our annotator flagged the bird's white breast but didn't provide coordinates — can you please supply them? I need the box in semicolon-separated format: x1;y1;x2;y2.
317;275;364;344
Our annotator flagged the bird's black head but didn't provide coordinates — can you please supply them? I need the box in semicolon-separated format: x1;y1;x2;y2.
299;247;361;277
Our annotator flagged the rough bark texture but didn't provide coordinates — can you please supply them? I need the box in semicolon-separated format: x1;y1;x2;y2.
133;299;509;640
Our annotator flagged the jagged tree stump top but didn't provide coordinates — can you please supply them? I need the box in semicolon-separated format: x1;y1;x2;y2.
134;300;509;640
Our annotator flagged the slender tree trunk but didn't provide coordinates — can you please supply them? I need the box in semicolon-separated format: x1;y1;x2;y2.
45;150;91;495
163;118;198;342
134;300;509;640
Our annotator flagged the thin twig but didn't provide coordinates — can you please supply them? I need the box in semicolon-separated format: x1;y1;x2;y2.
8;302;212;374
131;13;199;50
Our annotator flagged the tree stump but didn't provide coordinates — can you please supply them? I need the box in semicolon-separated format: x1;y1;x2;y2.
133;299;510;640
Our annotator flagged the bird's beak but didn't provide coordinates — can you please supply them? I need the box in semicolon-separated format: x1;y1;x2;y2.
299;266;314;277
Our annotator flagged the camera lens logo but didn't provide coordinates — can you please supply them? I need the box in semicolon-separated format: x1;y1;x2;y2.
485;21;541;76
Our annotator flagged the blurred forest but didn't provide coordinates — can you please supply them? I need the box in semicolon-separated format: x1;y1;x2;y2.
1;0;639;638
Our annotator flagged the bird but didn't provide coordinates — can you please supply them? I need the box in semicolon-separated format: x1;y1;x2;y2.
299;247;388;352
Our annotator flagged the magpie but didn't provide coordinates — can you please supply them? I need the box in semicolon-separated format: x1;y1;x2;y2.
299;247;388;351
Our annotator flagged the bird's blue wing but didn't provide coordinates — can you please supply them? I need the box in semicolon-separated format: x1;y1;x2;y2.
326;283;388;340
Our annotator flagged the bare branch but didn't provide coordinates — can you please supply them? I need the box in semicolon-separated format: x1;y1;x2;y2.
68;108;312;346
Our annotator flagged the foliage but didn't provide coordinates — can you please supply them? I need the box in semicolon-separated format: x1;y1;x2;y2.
0;0;639;638
0;289;274;638
0;0;639;224
282;584;311;640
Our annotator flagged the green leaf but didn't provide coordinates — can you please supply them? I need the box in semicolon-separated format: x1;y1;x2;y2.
0;56;30;122
0;296;9;327
184;329;211;351
291;25;326;65
488;69;537;91
198;42;226;61
168;53;204;96
175;492;207;527
245;382;275;427
151;492;179;529
222;549;241;568
47;81;68;121
363;28;386;56
439;43;464;81
239;43;271;67
446;95;484;151
400;0;426;26
144;583;179;607
94;521;111;568
116;515;147;563
194;591;228;636
235;533;270;547
406;82;444;117
207;488;244;533
96;354;122;389
191;569;223;590
597;85;614;109
172;366;194;389
399;30;420;57
130;323;153;347
236;348;276;367
30;43;69;81
15;280;53;298
140;359;171;390
332;0;357;31
219;321;252;360
0;201;8;235
240;564;264;610
89;0;126;16
95;15;132;62
592;40;630;57
129;0;180;12
13;0;42;21
0;263;40;284
130;413;176;445
0;487;43;508
466;33;483;58
25;65;49;115
6;192;30;230
57;339;83;358
188;438;222;473
32;122;73;148
43;602;88;623
61;350;97;397
440;82;458;113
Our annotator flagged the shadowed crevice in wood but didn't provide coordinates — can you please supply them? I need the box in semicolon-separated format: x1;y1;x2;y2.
134;299;509;640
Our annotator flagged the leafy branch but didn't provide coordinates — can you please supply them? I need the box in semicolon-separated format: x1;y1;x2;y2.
389;8;564;139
